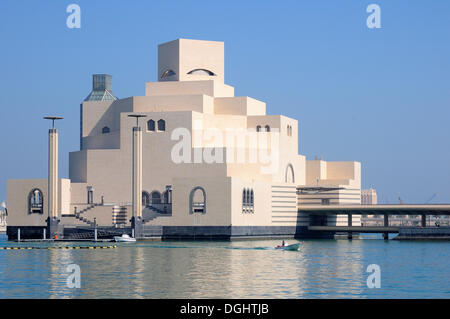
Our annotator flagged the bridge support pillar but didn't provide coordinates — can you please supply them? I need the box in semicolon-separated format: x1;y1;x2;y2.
347;213;352;240
421;214;426;227
383;214;389;240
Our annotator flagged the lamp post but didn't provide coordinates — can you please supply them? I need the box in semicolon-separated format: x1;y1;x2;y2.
128;114;146;239
44;116;63;239
94;217;97;241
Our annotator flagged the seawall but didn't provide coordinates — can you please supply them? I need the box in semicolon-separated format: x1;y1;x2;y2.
394;227;450;240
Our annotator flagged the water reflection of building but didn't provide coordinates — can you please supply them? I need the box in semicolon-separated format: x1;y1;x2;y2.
225;242;306;298
48;249;78;299
130;247;145;298
296;241;365;297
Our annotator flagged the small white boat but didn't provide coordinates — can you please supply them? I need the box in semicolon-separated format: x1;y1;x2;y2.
114;234;136;242
275;242;301;251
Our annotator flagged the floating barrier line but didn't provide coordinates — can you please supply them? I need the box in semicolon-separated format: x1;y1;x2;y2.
0;245;117;250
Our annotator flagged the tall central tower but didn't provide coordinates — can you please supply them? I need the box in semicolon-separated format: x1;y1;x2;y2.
158;39;225;82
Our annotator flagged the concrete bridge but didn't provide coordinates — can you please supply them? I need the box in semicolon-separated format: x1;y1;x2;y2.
299;204;450;239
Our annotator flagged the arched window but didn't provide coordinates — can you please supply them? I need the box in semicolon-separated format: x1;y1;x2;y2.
287;125;290;136
242;188;255;213
190;187;206;214
285;164;295;183
102;126;110;134
161;69;176;79
28;188;43;214
157;119;166;131
265;125;270;132
256;125;261;132
142;191;150;207
150;191;161;205
187;69;216;76
147;119;155;131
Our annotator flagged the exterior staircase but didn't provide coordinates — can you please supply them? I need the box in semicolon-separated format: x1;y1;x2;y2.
142;205;171;224
73;204;101;226
67;203;170;226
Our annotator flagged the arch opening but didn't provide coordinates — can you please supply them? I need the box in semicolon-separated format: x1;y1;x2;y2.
285;164;295;183
190;186;206;214
150;191;162;205
242;188;255;213
28;188;43;214
157;119;166;131
147;120;155;131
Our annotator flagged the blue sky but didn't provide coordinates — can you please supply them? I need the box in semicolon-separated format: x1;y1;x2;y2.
0;0;449;204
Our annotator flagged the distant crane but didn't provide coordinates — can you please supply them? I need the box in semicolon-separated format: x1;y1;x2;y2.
425;193;437;204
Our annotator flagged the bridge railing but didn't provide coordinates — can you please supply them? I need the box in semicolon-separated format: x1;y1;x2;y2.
361;215;449;227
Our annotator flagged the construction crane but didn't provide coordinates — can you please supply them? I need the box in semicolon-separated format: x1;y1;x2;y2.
425;193;437;204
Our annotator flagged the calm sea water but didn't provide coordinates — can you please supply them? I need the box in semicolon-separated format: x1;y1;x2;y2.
0;233;449;298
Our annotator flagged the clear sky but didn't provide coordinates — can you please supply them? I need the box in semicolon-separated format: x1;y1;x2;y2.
0;0;449;204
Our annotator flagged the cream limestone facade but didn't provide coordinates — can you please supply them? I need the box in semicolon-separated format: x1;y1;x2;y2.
6;39;362;239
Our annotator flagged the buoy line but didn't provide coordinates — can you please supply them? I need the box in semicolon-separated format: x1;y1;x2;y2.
0;245;117;250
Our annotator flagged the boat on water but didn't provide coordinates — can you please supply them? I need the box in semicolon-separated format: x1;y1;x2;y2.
275;242;301;251
114;234;136;242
